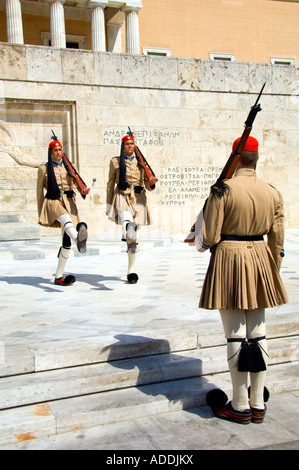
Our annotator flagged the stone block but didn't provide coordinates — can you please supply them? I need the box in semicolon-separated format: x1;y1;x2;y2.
30;329;198;371
26;45;62;83
122;54;150;88
178;58;201;90
201;60;225;91
224;61;250;93
0;404;56;447
0;223;40;241
272;64;299;95
94;51;123;86
0;44;27;80
61;49;95;84
148;56;178;89
0;345;34;377
48;375;231;434
248;63;272;93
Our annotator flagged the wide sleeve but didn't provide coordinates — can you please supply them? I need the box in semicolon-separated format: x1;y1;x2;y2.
106;158;117;207
70;163;82;193
144;170;156;192
267;190;285;270
202;191;225;248
36;165;46;218
137;154;156;191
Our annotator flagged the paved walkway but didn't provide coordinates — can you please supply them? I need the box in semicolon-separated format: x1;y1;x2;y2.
0;228;299;450
1;229;299;346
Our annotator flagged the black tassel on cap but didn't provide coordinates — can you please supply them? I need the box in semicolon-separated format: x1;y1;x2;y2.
118;142;128;191
45;148;60;200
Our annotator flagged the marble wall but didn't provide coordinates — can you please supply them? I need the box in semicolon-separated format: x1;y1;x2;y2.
0;44;298;237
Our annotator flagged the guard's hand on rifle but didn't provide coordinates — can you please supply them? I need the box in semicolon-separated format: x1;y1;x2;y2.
184;224;195;244
81;187;90;196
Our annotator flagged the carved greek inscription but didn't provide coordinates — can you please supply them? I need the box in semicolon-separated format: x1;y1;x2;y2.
103;128;180;146
160;166;222;206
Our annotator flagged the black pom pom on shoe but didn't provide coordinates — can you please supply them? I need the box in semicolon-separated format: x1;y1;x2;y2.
54;275;76;286
248;386;270;403
206;388;228;411
127;273;139;284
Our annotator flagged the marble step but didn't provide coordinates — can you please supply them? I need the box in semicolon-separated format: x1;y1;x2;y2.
0;362;298;448
1;313;298;377
0;222;41;242
0;233;176;260
0;328;199;377
0;336;298;410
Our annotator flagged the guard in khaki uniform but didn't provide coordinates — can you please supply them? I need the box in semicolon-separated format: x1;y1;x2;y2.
37;139;88;286
200;136;288;424
106;134;155;283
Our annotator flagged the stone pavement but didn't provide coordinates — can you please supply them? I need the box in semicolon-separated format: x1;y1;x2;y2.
0;228;299;450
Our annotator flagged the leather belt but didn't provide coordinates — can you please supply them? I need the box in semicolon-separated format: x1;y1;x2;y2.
221;234;264;242
61;190;75;198
118;184;144;193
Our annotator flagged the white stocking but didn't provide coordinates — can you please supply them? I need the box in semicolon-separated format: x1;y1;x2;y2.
246;309;268;410
57;214;77;242
119;211;138;275
55;246;70;279
127;229;139;274
220;309;250;411
220;308;267;412
119;210;133;240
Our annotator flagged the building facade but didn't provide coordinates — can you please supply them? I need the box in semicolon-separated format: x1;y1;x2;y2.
0;0;298;64
0;1;298;239
0;1;142;54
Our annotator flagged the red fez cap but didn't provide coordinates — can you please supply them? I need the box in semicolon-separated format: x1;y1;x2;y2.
232;136;259;152
122;134;134;144
49;140;62;150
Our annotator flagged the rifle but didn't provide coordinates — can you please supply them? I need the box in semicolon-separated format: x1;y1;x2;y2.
127;127;158;186
51;130;90;199
184;83;265;244
213;82;265;188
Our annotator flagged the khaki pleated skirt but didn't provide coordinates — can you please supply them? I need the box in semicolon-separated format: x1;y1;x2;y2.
199;240;288;310
39;196;80;229
107;189;152;226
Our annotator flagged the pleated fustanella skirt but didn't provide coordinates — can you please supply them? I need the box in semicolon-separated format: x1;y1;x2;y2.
107;189;152;226
199;240;288;310
39;195;80;229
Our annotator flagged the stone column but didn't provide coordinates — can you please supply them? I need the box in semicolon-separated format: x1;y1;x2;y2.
107;23;122;53
89;1;107;52
5;0;24;44
122;6;141;54
48;0;66;48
